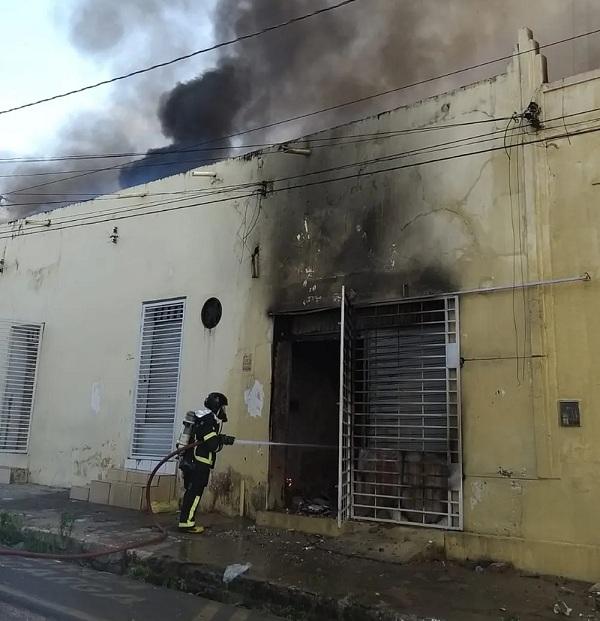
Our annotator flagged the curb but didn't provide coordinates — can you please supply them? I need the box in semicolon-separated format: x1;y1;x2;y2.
4;525;439;621
127;554;434;621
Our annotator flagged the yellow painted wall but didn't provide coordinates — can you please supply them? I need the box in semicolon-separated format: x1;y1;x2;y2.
1;29;599;579
456;46;600;578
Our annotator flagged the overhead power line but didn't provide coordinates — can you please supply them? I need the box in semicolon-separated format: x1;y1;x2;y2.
2;22;600;125
4;100;599;207
1;107;597;214
0;117;510;165
0;118;515;195
4;24;600;199
0;119;530;206
0;0;359;117
1;119;598;240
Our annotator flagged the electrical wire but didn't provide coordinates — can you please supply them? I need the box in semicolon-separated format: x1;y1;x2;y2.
0;117;536;218
2;120;600;241
5;105;595;210
3;22;600;125
4;93;600;208
2;110;600;229
515;124;529;384
0;116;517;195
4;104;600;227
504;116;521;383
2;179;264;227
202;110;600;195
3;108;600;231
0;157;221;180
0;119;525;208
0;118;512;165
5;25;600;196
0;0;359;117
3;187;241;207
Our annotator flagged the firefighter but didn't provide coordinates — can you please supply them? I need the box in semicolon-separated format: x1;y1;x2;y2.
177;392;235;533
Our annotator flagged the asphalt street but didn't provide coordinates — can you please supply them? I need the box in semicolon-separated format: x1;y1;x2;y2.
0;556;281;621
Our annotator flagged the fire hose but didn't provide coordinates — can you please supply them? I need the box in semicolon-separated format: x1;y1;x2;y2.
0;438;336;560
0;442;198;560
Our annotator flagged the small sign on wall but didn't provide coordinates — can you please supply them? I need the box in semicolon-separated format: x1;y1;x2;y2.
242;353;253;373
559;400;581;427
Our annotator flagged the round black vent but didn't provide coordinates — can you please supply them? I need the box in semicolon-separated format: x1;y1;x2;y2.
201;297;222;329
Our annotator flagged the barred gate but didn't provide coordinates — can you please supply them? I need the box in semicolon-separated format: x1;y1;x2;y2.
0;320;44;454
337;287;353;526
338;297;461;530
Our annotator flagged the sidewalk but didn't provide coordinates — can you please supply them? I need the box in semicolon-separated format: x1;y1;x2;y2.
1;484;598;621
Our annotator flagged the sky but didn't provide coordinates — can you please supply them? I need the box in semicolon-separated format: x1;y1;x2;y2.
0;2;100;153
3;0;600;222
2;0;600;160
0;0;215;156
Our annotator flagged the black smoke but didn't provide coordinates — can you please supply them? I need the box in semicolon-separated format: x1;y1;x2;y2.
119;61;249;187
76;0;600;190
5;0;600;217
119;0;397;187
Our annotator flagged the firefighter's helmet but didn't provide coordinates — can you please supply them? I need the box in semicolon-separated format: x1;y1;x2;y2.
204;392;229;421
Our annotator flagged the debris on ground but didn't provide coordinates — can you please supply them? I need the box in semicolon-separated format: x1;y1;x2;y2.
488;562;511;573
290;495;333;516
4;484;600;621
223;562;252;584
552;600;573;617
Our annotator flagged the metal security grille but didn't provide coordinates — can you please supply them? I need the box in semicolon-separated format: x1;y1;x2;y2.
338;287;353;526
131;299;185;459
351;297;461;529
0;320;43;454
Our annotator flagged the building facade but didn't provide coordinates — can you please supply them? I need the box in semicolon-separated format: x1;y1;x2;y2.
1;30;599;580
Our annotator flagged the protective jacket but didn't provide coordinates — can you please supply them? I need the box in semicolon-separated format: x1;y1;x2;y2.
181;409;222;471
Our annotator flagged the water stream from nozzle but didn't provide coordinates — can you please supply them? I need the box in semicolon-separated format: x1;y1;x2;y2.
234;439;337;450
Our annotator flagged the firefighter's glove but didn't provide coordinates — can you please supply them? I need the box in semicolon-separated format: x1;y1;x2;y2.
220;434;236;446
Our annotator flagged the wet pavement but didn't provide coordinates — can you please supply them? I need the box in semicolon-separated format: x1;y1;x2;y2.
0;556;281;620
1;484;599;620
0;602;47;620
167;526;600;620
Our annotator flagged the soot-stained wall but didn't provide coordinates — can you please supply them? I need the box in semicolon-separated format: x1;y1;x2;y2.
258;74;517;312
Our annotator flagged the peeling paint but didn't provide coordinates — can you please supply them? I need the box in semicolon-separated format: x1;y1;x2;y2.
91;382;102;415
244;380;264;418
470;480;486;510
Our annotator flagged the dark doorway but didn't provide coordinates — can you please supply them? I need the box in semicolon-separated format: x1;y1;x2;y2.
285;340;339;513
268;312;340;517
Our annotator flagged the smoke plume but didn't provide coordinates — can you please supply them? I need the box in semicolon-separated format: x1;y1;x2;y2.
4;0;600;218
119;61;249;186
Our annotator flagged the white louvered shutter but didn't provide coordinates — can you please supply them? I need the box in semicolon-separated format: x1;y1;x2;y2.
131;300;185;459
0;321;43;453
